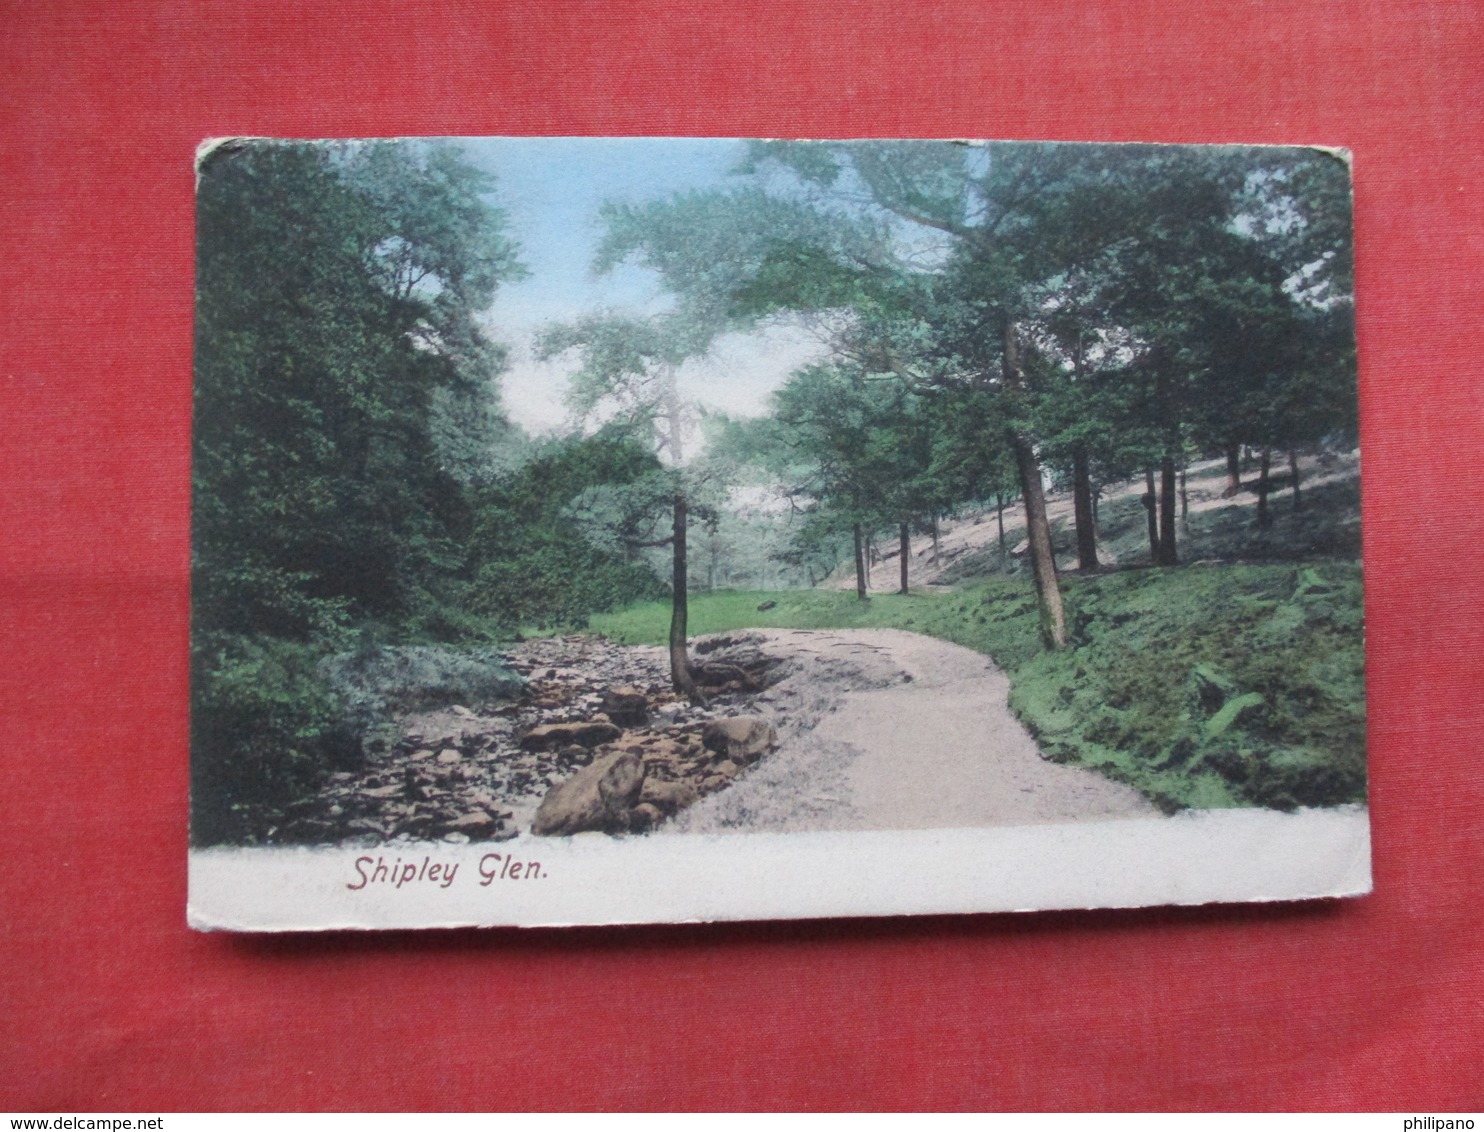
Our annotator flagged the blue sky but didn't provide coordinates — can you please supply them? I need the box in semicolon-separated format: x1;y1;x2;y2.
461;137;826;435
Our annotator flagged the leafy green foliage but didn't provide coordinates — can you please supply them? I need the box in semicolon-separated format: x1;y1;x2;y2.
466;434;670;629
192;140;528;843
191;631;360;845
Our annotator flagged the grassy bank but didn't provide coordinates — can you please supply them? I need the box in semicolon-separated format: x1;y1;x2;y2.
587;563;1366;813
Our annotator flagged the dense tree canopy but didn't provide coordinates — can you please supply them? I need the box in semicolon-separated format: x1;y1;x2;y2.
592;141;1354;613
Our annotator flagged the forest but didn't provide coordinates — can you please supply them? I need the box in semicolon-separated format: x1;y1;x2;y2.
191;138;1362;845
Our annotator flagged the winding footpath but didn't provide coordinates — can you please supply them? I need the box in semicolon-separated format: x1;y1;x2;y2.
671;627;1156;834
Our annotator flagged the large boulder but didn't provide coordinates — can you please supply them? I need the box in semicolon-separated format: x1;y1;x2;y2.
519;720;623;751
532;751;646;836
701;717;777;764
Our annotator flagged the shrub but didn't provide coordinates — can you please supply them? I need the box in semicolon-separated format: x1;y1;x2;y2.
190;632;358;845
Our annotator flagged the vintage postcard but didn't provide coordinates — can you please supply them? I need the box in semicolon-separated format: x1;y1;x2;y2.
188;137;1369;930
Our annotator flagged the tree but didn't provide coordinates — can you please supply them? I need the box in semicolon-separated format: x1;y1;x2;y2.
464;431;669;629
584;140;1357;625
192;139;526;841
535;313;714;701
735;139;1180;645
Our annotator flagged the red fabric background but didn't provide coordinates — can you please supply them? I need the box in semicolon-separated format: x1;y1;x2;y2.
2;0;1481;1111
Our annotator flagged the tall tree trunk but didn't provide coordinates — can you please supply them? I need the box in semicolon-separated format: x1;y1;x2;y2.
1003;317;1066;649
669;493;703;703
898;521;910;594
1179;466;1188;522
1257;448;1273;528
1014;435;1067;648
853;522;868;601
1224;442;1242;497
1159;455;1178;566
996;494;1007;566
1072;443;1098;573
1289;449;1302;511
1143;468;1160;563
930;513;940;565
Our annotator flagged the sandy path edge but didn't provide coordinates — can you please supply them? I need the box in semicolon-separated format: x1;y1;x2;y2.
669;627;1156;834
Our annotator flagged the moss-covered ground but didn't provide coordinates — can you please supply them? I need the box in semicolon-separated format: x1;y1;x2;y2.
586;560;1366;813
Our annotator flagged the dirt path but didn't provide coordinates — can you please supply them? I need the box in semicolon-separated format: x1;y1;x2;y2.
669;628;1156;834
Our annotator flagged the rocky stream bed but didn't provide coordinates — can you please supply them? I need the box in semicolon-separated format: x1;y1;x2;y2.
271;633;794;846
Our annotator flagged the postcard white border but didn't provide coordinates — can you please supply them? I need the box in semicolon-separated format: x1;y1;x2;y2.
189;806;1370;931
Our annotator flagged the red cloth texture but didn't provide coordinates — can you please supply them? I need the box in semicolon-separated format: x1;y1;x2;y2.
2;0;1481;1112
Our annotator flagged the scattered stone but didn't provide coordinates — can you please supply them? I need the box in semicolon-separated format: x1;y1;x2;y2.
639;779;699;813
446;811;499;835
630;803;664;830
693;661;760;691
520;720;623;751
600;686;650;728
756;600;777;611
271;632;786;846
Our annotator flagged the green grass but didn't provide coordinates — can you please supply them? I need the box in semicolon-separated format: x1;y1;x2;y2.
586;563;1367;813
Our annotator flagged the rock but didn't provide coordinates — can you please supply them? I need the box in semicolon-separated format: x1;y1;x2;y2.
714;759;740;778
600;686;650;728
756;599;777;611
532;751;646;836
451;704;476;718
702;717;777;763
410;748;436;761
360;784;402;798
636;734;683;757
436;749;462;764
639;779;699;814
630;803;663;830
693;661;763;691
445;811;498;835
520;720;623;751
